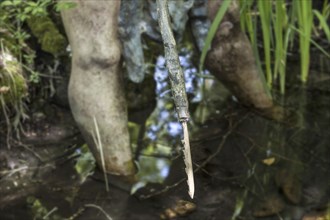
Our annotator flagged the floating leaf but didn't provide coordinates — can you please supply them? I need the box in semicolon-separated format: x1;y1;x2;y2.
74;145;96;183
262;157;276;166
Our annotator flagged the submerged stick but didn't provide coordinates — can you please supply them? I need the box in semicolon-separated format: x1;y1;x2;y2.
156;0;194;198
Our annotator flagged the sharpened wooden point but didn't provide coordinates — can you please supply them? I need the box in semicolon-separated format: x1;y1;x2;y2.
182;121;195;199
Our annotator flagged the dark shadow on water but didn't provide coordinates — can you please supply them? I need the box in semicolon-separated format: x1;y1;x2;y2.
0;60;329;219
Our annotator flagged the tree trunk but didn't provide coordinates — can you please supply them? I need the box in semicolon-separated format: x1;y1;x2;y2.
206;0;273;109
61;0;136;175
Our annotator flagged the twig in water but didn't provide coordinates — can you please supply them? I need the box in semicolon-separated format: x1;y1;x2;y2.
139;113;248;199
43;207;58;220
84;204;113;220
92;117;109;192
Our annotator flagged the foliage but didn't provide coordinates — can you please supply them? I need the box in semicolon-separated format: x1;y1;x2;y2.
0;0;50;62
0;0;73;81
54;1;77;12
201;0;329;95
295;0;313;84
0;52;27;106
27;15;67;56
0;0;76;137
273;0;289;94
27;196;63;220
74;144;96;184
0;45;28;138
237;0;330;94
314;10;330;42
257;0;272;87
0;0;46;135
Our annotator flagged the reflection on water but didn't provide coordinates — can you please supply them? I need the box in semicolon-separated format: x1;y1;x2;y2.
134;49;206;189
133;49;330;218
1;47;329;219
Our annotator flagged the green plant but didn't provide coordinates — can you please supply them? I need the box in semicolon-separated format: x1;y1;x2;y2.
273;0;292;94
313;6;330;42
0;0;76;141
0;0;76;80
295;0;313;83
197;0;231;121
54;1;77;12
238;0;330;94
199;0;232;73
239;0;265;84
1;0;46;85
257;0;273;88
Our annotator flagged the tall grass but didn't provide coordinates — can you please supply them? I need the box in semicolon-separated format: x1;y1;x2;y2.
314;10;330;42
239;0;264;76
295;0;313;83
273;0;293;94
313;0;330;42
273;0;284;92
198;0;231;122
199;0;232;73
239;0;255;45
237;0;330;94
257;0;273;87
201;0;329;94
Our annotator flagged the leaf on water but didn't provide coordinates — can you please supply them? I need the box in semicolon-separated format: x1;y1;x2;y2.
276;169;302;204
74;145;96;183
160;200;196;219
231;190;247;220
262;157;276;166
253;194;285;217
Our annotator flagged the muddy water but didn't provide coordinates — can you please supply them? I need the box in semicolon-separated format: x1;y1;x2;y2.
1;67;329;220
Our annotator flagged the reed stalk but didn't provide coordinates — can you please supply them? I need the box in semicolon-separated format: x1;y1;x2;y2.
257;0;273;87
314;10;330;42
273;0;288;94
239;0;264;75
295;0;313;83
209;0;329;93
199;0;231;73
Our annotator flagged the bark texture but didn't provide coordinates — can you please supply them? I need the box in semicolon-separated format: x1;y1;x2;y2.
206;0;273;109
61;0;135;175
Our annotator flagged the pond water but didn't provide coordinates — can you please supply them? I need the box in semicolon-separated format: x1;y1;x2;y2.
0;53;329;219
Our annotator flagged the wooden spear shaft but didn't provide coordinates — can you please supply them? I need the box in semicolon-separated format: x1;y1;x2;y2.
156;0;195;199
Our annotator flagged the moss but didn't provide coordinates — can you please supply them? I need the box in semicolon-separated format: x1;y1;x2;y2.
123;159;137;175
27;15;67;56
0;59;28;108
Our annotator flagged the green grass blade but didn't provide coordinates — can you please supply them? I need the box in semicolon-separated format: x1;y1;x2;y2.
258;0;273;87
290;25;330;58
239;0;268;94
239;0;255;42
321;0;329;17
279;26;294;94
273;0;285;91
313;10;330;42
310;40;330;58
296;0;313;83
199;0;231;73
